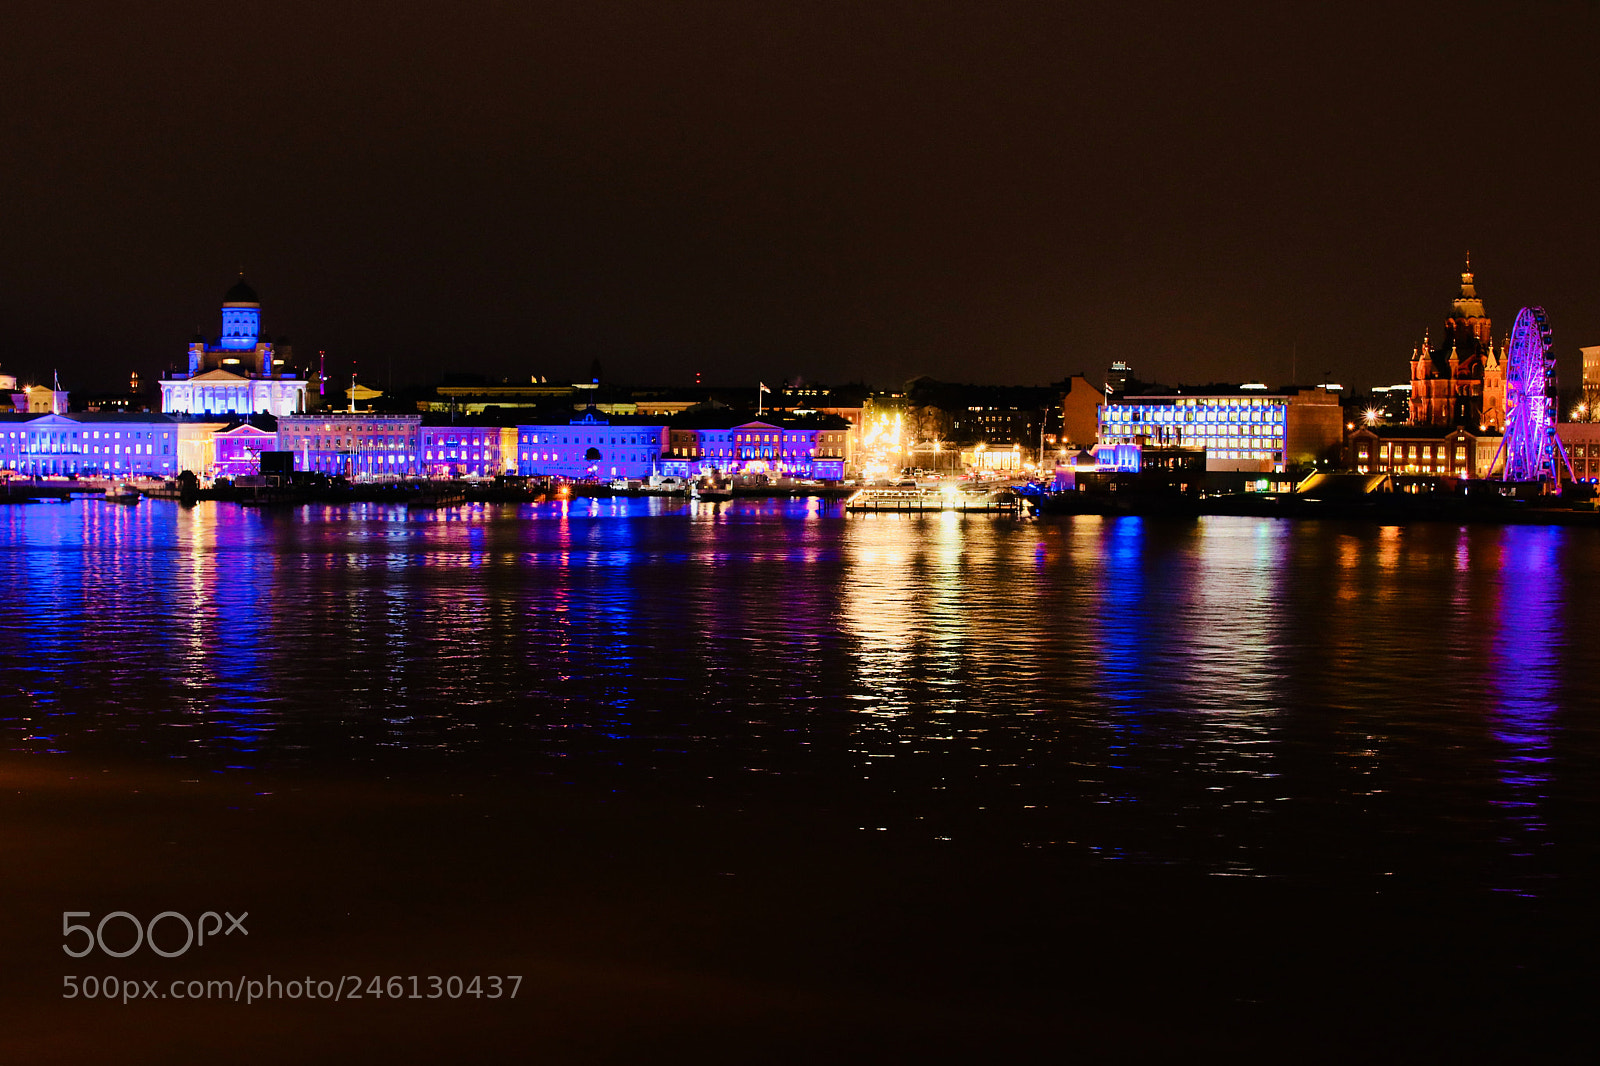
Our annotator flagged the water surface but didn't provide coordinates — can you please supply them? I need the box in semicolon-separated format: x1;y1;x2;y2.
5;497;1598;898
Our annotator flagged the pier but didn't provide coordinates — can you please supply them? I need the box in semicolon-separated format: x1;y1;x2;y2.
844;488;1023;515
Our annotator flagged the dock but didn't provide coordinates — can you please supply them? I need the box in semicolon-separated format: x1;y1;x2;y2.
844;488;1023;515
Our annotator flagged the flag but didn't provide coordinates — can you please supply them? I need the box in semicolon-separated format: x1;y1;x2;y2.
759;382;770;393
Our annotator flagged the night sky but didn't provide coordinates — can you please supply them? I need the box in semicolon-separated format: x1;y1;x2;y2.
3;1;1599;394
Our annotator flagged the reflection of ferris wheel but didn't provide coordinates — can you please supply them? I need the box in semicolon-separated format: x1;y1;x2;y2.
1491;306;1575;483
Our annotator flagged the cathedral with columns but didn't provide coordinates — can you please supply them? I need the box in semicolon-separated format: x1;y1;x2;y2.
1408;259;1505;430
160;277;308;417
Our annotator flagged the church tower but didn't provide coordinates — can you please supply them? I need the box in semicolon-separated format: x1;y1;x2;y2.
162;276;306;417
1444;258;1491;354
219;276;263;353
1409;258;1498;428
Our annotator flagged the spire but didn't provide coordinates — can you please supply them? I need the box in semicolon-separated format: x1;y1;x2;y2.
1459;254;1477;300
224;274;259;305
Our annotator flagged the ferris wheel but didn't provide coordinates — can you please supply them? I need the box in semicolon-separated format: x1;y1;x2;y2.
1491;306;1575;483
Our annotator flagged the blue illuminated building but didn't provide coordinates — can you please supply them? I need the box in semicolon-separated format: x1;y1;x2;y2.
217;277;262;351
513;410;852;480
659;413;851;479
1097;385;1344;473
516;412;670;480
160;277;308;417
0;413;180;476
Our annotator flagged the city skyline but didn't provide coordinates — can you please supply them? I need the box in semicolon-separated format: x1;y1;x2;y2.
3;4;1600;394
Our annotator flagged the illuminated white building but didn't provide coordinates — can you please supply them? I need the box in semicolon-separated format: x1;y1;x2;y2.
160;278;308;417
1098;386;1345;473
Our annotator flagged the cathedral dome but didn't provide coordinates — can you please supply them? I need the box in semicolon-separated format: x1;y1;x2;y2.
223;276;260;305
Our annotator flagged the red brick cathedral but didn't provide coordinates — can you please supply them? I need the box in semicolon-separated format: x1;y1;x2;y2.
1408;259;1505;429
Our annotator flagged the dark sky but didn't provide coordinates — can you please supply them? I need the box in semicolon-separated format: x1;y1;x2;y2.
3;1;1599;394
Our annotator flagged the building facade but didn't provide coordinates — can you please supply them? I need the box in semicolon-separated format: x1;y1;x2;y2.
213;424;280;478
277;414;422;478
160;278;308;418
512;411;851;480
1346;426;1502;478
1408;262;1506;430
516;412;670;480
1060;375;1105;449
0;413;181;477
659;416;850;479
1098;386;1344;473
1558;423;1600;482
13;385;69;414
419;421;512;478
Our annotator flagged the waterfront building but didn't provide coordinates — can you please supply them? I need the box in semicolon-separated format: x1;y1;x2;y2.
213;424;280;478
958;443;1023;472
516;412;671;480
1090;443;1207;475
1408;261;1506;430
1097;385;1343;473
515;410;851;481
659;413;851;479
419;419;511;478
1558;423;1600;482
1352;423;1600;483
160;278;309;417
1346;426;1502;478
277;414;422;477
0;413;180;477
177;421;230;477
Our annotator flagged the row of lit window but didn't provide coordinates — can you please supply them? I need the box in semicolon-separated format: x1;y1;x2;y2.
521;453;653;462
1355;444;1469;461
11;459;173;470
1104;408;1285;424
2;429;167;440
1357;464;1468;475
523;434;654;446
20;443;168;455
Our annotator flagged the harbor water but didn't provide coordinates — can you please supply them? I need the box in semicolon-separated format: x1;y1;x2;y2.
3;497;1599;1060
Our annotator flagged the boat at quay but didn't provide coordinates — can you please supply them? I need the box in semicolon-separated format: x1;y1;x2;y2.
102;482;141;504
846;484;1023;514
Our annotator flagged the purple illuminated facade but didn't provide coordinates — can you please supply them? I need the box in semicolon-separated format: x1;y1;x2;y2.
513;412;851;480
0;413;180;476
277;414;422;477
659;417;850;479
213;424;278;478
420;422;509;478
515;412;669;479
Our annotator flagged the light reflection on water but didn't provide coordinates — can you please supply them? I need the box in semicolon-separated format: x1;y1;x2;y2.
3;499;1600;892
